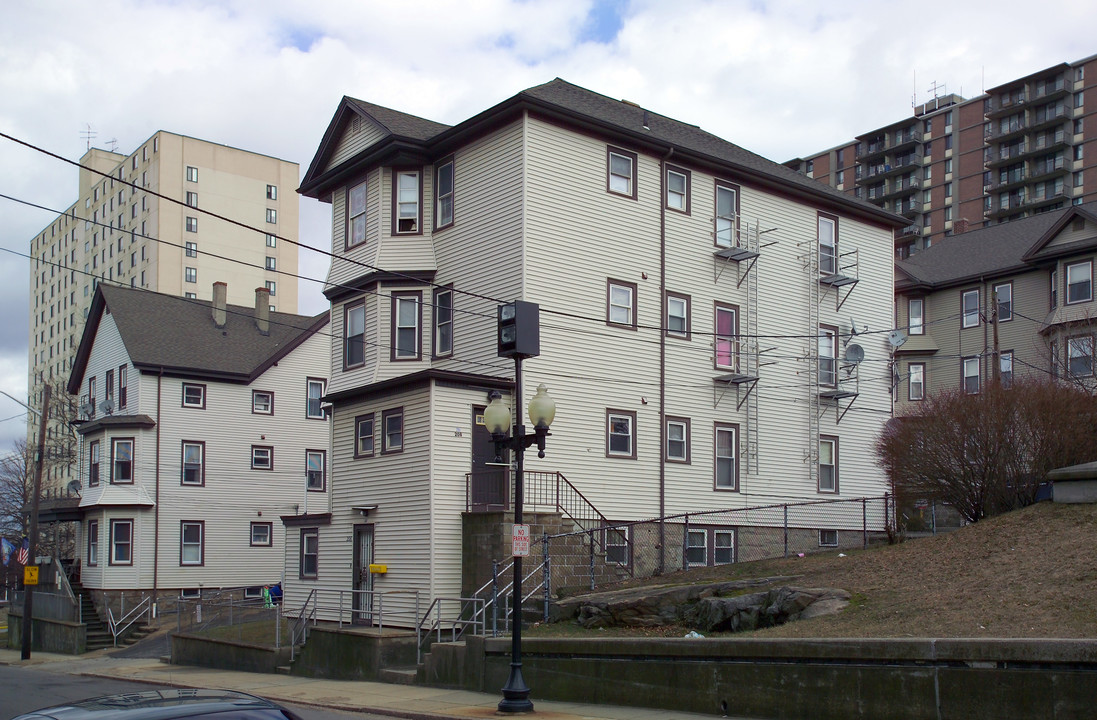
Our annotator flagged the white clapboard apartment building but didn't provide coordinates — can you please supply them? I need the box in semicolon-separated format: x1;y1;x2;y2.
284;78;906;619
65;282;329;612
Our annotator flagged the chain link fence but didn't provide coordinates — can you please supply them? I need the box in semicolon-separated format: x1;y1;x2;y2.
175;594;287;649
538;495;892;596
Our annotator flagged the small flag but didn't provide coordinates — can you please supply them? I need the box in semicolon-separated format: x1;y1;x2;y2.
17;536;29;565
0;537;14;566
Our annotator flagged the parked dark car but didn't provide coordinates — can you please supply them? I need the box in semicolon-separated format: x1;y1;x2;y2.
12;689;303;720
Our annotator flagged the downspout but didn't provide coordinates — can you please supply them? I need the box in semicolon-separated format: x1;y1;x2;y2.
153;368;162;617
659;146;674;574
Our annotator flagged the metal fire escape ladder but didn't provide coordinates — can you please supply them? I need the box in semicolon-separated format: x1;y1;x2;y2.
819;247;860;311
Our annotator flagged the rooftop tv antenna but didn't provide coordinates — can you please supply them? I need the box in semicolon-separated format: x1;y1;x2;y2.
106;138;119;153
80;124;97;151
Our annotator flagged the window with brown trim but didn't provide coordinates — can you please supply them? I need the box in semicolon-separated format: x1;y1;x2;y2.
251;445;273;470
714;423;739;491
382;408;403;453
607;279;637;329
819;435;839;493
606;409;636;459
111;437;134;484
180;521;204;566
715;303;739;370
666;164;691;213
344;300;365;369
250;522;272;547
666;292;690;339
355;414;375;457
435;157;454;230
182;383;206;409
391;292;422;360
606;146;638;199
306;449;326;492
432;286;454;358
300;528;319;579
908;363;925;401
182;441;205;486
252;390;273;415
714;181;740;248
393;169;422;234
109;519;133;566
666;416;690;463
87;519;99;566
347;180;367;248
89;440;100;486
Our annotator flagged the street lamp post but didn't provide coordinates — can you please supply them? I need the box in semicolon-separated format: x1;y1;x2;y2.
484;369;555;714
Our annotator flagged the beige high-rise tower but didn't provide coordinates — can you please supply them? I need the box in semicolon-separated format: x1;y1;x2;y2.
27;131;300;491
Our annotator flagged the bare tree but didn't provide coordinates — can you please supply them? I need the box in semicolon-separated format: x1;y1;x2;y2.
0;439;32;541
878;378;1097;524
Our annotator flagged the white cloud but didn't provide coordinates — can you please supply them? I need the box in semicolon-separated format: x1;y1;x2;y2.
2;0;1096;417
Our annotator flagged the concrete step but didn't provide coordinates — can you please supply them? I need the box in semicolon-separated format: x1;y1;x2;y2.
275;665;293;675
378;667;418;685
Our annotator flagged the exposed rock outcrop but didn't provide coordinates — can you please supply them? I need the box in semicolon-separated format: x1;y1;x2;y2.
550;577;849;632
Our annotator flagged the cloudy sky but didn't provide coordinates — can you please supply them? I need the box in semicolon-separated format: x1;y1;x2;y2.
1;0;1095;449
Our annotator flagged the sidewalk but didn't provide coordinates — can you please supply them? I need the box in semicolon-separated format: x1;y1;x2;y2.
0;646;736;720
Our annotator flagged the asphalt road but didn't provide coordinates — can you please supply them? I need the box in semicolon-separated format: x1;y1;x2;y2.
0;666;386;720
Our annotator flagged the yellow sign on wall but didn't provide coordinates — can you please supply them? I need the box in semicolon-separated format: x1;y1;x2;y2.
24;565;39;585
369;564;388;574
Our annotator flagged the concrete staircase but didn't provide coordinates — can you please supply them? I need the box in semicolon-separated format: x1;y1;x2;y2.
68;579;152;651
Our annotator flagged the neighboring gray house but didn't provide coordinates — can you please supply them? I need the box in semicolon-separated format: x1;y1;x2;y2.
286;78;904;620
65;282;329;612
895;201;1097;407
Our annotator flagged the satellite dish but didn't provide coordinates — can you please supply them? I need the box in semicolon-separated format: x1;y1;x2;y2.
66;479;82;496
79;401;93;418
844;343;865;364
887;330;908;348
99;398;115;415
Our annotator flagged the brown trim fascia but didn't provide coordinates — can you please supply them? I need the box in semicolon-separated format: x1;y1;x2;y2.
323;368;512;405
281;512;332;527
324;270;437;302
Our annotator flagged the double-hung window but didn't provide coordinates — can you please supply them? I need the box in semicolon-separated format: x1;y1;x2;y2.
394;170;421;234
118;365;127;409
306;450;326;491
963;356;981;394
666;293;689;338
908;298;924;335
300;529;318;579
392;293;421;360
819;436;838;493
666;417;690;463
251;522;272;547
252;390;273;415
1068;336;1094;377
909;363;925;401
382;408;403;453
355;414;375;457
182;441;204;485
714;423;738;490
607;147;637;198
89;440;100;486
686;530;707;567
180;521;204;566
266;208;277;224
666;165;689;212
110;519;133;565
604;526;629;565
185;267;197;283
251;445;273;470
995;283;1013;321
435;158;454;229
433;287;453;358
607;280;636;328
962;289;980;328
88;376;96;417
87;520;99;566
306;379;326;419
1050;269;1058;309
347;180;367;248
186;217;198;233
186;192;198;208
344;301;365;368
818;326;838;387
265;256;276;271
715;304;738;370
818;214;838;276
1000;352;1014;388
1066;261;1093;304
714;530;735;565
606;410;636;459
112;438;134;483
266;184;277;200
186;166;198;182
715;182;739;247
182;383;205;408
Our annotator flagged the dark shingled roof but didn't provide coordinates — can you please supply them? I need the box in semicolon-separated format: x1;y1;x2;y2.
68;285;328;392
517;79;898;221
345;97;451;141
896;201;1097;290
306;79;903;227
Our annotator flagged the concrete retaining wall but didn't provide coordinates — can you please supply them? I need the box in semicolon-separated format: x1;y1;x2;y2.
171;633;291;674
424;636;1097;720
288;627;418;680
6;607;86;654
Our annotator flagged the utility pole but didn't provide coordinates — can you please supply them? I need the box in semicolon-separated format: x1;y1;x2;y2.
22;383;50;660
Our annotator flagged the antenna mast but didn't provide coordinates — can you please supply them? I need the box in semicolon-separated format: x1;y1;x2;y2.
80;124;97;151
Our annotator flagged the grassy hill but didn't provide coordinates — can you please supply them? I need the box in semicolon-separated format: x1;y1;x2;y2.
531;500;1097;639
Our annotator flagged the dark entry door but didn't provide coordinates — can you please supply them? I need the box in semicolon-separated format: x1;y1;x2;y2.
469;405;508;509
352;524;374;624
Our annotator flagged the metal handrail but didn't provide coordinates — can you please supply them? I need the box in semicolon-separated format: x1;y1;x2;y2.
108;595;151;646
415;596;485;664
